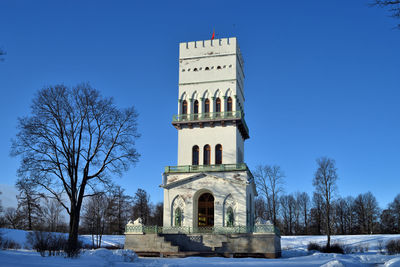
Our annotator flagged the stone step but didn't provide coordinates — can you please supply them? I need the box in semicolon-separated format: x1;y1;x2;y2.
201;234;228;248
125;233;179;253
160;233;228;252
155;235;180;252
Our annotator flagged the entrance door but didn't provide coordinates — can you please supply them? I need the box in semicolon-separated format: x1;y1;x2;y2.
198;193;214;227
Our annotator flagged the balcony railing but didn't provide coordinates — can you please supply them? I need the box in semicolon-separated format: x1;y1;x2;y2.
172;111;249;138
164;163;248;174
125;225;280;236
173;111;243;122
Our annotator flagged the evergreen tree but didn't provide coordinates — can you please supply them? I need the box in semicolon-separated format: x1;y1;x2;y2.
106;186;132;234
131;188;151;225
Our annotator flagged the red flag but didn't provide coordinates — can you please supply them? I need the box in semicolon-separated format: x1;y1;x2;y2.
211;29;215;40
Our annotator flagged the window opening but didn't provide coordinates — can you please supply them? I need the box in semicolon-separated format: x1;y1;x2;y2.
226;207;234;227
192;145;199;165
227;97;233;112
203;145;211;165
215;144;222;164
175;207;182;226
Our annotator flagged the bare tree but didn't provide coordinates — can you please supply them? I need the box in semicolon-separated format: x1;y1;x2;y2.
334;197;348;234
381;208;397;233
364;192;380;234
16;180;43;230
255;197;268;221
280;194;296;235
82;193;110;248
11;84;140;255
254;165;285;225
345;196;357;234
293;193;302;234
388;194;400;233
310;192;324;235
313;157;338;249
353;192;380;234
4;207;22;229
42;198;65;232
296;192;310;234
373;0;400;28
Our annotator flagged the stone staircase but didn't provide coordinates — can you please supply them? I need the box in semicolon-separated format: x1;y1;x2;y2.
160;233;228;253
125;233;179;256
125;232;281;258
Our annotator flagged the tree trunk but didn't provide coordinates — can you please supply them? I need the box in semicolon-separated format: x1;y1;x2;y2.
304;212;308;235
91;231;94;249
326;204;331;249
67;205;81;257
272;193;277;225
28;200;32;230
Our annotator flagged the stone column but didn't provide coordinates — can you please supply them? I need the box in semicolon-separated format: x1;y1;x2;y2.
200;97;204;114
178;99;182;115
223;96;227;113
189;98;193;115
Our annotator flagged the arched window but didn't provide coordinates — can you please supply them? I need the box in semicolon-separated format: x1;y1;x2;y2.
194;100;199;114
226;207;234;227
217;66;221;69
203;145;211;165
215;98;221;113
192;145;199;165
198;193;214;227
175;207;182;227
194;68;198;72
204;99;210;113
182;100;187;115
227;97;233;112
215;144;222;165
205;67;210;70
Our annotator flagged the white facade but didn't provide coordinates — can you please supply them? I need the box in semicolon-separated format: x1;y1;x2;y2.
162;37;256;229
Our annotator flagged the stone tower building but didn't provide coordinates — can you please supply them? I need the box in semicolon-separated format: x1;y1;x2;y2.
162;37;256;230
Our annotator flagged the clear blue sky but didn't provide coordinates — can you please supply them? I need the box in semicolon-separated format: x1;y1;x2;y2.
0;1;399;209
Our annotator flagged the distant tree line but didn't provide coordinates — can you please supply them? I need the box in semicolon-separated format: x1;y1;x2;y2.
0;184;162;248
255;157;400;237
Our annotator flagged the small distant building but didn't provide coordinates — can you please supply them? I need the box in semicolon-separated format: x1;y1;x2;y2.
125;37;281;258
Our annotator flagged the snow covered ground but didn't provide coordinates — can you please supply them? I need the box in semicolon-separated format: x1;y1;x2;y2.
0;228;125;249
1;228;400;266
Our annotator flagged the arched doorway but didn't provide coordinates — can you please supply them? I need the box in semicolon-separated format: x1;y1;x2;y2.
198;193;214;227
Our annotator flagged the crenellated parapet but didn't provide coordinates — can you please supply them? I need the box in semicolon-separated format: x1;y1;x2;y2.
179;37;244;67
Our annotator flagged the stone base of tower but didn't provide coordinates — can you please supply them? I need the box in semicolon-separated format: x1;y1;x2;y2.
124;232;281;258
161;166;257;229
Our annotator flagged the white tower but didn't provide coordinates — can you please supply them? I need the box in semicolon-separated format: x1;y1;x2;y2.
174;37;248;166
162;37;256;230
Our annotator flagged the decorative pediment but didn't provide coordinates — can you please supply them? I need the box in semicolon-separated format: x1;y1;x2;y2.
161;172;248;189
